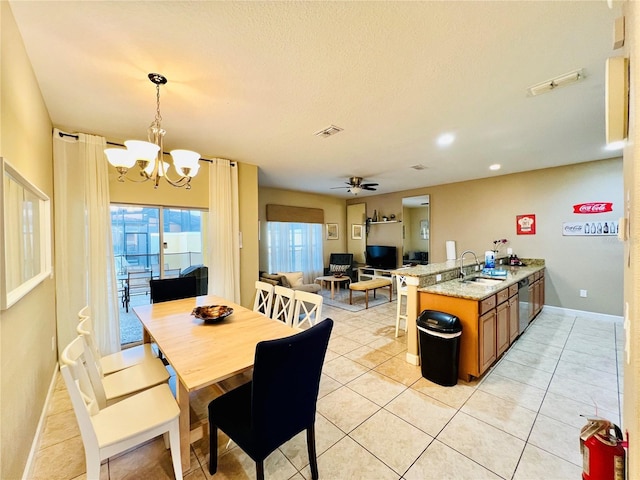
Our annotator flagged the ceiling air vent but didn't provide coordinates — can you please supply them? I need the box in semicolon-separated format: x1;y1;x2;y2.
314;125;343;138
410;164;427;170
527;68;585;96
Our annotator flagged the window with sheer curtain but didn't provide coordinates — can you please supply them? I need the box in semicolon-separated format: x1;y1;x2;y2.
266;222;323;283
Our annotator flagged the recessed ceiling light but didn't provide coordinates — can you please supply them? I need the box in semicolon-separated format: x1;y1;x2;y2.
436;133;455;147
605;141;625;151
489;164;501;171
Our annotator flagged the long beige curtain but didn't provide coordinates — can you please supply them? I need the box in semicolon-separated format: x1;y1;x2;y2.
207;159;240;302
53;130;120;355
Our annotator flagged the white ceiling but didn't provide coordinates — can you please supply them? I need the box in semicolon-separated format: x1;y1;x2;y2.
9;1;624;198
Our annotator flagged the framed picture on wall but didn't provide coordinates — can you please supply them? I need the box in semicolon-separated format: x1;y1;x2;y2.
326;223;338;240
352;224;363;240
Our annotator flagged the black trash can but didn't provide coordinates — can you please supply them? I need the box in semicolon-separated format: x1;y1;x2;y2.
417;310;462;386
180;265;209;296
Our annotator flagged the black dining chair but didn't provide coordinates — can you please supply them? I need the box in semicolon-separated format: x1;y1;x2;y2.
208;318;334;480
149;276;198;303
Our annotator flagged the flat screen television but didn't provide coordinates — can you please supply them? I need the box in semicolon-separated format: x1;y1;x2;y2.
365;245;397;270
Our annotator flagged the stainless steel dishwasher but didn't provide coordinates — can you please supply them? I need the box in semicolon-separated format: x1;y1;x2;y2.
518;277;530;334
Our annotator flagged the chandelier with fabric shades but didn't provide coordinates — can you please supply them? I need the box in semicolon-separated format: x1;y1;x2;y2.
104;73;201;189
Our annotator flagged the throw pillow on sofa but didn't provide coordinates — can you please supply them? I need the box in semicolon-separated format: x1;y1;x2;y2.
329;264;349;275
277;271;303;288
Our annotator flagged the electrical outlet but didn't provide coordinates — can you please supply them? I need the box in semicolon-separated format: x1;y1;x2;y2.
436;274;442;282
580;289;588;298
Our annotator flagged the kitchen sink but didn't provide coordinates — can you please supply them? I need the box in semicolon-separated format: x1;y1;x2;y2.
461;276;505;286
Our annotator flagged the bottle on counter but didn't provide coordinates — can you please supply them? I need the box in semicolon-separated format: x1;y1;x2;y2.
484;250;495;269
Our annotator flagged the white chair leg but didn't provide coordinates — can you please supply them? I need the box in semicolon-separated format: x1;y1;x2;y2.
396;294;408;337
395;299;402;337
168;421;183;480
85;450;101;480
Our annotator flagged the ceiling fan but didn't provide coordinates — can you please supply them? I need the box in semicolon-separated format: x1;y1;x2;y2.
331;176;378;195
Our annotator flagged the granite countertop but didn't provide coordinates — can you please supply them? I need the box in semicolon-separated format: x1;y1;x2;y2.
418;264;545;301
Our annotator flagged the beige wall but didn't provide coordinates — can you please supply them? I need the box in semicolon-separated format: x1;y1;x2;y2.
346;202;366;264
237;162;259;308
0;4;57;478
350;158;624;315
258;187;347;275
623;1;638;475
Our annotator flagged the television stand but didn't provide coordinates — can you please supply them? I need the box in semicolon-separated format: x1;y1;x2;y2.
357;266;396;282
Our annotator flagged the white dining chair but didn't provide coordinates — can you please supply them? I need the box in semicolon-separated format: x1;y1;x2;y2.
76;331;170;408
271;286;296;326
77;305;91;320
253;281;274;317
77;316;159;375
292;291;323;329
395;274;408;337
60;336;183;480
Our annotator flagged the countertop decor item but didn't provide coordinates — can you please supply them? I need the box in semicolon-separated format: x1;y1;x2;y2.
104;73;201;189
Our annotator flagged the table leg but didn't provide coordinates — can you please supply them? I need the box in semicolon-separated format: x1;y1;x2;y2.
177;379;190;471
330;282;335;300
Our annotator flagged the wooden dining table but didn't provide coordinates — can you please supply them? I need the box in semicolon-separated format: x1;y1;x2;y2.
133;294;297;471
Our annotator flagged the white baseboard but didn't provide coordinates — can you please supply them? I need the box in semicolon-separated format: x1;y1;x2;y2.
542;305;623;323
22;363;59;480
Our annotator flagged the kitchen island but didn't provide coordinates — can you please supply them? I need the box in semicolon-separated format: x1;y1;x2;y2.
393;258;545;380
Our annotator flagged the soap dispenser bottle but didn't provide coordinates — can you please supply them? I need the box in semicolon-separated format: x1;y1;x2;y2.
484;250;495;269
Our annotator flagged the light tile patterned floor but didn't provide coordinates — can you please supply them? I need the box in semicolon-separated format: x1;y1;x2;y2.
31;297;623;479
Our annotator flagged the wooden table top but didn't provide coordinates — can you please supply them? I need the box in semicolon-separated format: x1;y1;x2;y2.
133;295;297;392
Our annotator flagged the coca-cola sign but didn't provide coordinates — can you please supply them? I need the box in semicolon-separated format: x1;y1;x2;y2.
573;202;613;214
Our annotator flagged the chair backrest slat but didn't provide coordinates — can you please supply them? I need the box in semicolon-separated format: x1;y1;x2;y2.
253;281;274;316
292;291;323;329
77;317;103;374
271;286;296;326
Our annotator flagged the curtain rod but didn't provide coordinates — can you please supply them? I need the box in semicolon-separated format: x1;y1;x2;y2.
56;131;229;165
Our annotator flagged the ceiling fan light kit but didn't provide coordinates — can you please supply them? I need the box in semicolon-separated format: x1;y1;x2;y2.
104;73;201;189
331;176;379;195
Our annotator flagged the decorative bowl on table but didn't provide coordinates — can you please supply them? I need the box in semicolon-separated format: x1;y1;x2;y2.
191;305;233;323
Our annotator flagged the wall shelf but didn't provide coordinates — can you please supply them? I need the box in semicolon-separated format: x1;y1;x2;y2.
368;220;401;225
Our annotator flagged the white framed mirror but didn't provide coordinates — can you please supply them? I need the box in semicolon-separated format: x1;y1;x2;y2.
1;158;52;310
402;195;429;265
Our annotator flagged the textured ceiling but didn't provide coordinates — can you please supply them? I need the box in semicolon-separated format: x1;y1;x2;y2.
9;1;624;197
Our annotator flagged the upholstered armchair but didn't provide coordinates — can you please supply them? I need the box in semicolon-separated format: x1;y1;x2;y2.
324;253;355;281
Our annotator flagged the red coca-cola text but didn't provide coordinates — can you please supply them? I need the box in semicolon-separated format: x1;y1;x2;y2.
573;202;613;214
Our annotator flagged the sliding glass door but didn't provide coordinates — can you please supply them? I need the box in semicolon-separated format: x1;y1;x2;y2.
111;204;208;345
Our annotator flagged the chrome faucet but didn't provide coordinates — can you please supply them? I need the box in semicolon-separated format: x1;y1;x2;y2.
459;250;480;280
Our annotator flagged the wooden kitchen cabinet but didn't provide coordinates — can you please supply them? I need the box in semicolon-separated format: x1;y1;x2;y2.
479;309;497;372
418;268;543;381
530;269;545;319
528;275;536;322
508;293;519;343
419;291;499;380
495;300;509;357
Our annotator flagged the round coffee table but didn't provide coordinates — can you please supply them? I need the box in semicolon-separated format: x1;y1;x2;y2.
315;275;351;300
